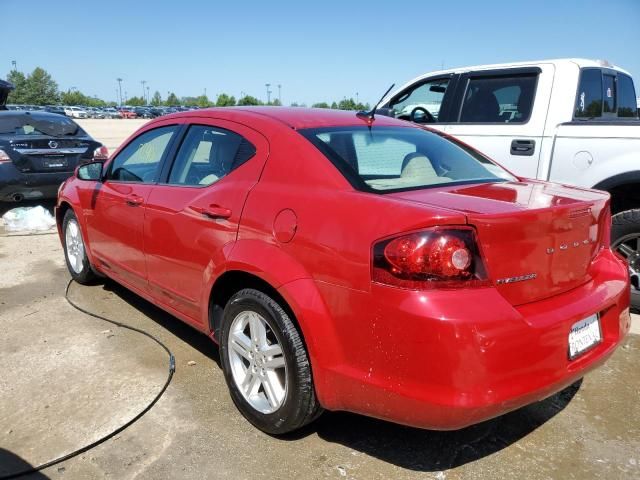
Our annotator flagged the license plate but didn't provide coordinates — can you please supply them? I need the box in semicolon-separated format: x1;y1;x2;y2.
568;314;601;359
44;157;67;168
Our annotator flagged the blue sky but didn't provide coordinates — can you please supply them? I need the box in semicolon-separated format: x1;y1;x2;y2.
1;0;638;105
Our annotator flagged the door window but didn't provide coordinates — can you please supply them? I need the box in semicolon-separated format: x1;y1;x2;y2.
167;125;256;186
388;78;449;123
106;126;177;182
460;74;537;123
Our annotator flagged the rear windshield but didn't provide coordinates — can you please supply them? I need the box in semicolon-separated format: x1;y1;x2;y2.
300;126;513;192
0;113;83;137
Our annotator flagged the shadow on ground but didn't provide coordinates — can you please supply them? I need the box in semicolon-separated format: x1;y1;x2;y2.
0;448;51;479
96;278;580;473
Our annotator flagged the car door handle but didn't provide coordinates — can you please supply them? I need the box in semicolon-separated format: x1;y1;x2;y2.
510;139;535;156
125;194;144;207
192;205;232;219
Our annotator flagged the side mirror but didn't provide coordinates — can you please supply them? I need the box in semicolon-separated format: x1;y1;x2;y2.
76;161;104;181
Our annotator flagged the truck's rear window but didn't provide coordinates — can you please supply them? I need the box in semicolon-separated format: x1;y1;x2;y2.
301;126;513;192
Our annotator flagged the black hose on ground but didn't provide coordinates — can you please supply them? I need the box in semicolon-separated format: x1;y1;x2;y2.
0;279;175;480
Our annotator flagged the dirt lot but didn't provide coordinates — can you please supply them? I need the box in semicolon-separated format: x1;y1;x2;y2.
0;232;639;480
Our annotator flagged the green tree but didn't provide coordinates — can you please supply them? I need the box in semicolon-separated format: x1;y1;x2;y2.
22;68;59;105
330;101;338;109
165;92;179;106
338;98;358;110
151;91;162;106
216;93;236;107
312;102;330;109
60;90;101;106
196;94;212;107
6;70;26;104
237;95;261;106
270;98;282;106
126;96;145;106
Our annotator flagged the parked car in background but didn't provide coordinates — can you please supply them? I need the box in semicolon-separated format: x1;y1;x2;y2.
45;106;67;116
132;107;153;118
85;107;106;119
64;106;88;118
56;107;630;435
118;108;137;119
0;110;107;202
380;58;640;309
102;108;122;119
0;80;12;109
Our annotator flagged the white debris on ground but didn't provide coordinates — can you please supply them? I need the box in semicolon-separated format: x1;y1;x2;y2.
1;206;56;233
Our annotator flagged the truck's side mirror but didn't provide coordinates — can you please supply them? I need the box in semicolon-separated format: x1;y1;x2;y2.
76;161;104;181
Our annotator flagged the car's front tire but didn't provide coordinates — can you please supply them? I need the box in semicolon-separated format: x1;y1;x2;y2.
612;209;640;311
219;288;322;434
62;209;96;284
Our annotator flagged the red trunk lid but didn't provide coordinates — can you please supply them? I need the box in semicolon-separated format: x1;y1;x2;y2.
389;181;609;306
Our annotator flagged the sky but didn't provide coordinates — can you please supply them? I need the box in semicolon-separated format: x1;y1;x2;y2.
1;0;639;106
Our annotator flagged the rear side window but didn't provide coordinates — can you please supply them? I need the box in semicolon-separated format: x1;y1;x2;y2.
575;69;603;118
459;74;537;123
107;126;177;183
618;74;638;118
168;125;255;186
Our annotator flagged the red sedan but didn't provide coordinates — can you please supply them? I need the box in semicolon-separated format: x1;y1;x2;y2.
55;107;631;434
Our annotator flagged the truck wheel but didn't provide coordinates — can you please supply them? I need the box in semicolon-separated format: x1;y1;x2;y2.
611;209;640;311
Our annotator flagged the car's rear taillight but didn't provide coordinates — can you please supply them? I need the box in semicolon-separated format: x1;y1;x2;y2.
372;227;489;289
93;146;109;160
0;148;11;163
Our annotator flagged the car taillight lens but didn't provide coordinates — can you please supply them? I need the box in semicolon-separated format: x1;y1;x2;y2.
372;227;489;289
0;148;11;163
93;146;109;160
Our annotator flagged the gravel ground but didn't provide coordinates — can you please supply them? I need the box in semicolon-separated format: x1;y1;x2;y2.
0;232;639;480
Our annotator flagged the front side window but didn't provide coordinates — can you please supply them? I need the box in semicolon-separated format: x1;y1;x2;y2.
301;126;514;193
388;78;449;123
575;69;603;118
106;126;177;183
617;74;638;118
460;74;537;123
168;125;255;186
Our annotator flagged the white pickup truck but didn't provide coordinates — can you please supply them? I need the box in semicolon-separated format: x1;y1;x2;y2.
378;58;640;308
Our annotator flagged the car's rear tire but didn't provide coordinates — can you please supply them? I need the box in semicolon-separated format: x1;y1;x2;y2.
611;209;640;311
62;209;96;285
219;288;322;434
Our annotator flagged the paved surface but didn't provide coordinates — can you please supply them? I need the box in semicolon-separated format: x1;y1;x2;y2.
75;119;149;153
0;233;639;480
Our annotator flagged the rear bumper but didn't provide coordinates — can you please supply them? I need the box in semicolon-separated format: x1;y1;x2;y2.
0;163;72;201
307;249;631;430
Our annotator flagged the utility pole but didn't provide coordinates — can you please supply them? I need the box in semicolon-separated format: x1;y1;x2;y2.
277;84;282;104
124;91;128;104
141;80;147;103
265;83;271;104
146;86;150;105
11;60;17;71
116;78;123;107
356;92;359;105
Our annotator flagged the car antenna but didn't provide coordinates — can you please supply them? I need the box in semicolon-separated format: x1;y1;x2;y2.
356;83;395;126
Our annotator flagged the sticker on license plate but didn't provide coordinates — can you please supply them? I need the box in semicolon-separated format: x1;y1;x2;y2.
568;314;601;359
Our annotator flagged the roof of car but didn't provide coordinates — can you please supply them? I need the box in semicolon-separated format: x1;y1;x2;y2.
162;106;407;130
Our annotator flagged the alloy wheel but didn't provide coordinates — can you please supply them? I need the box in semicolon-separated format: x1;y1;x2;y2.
65;219;85;274
227;310;287;414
